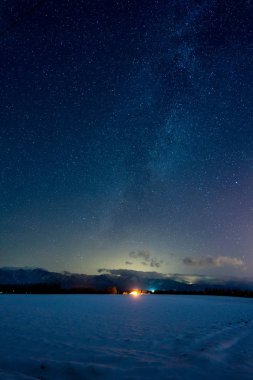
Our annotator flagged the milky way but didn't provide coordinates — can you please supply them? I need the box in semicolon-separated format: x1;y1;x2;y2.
0;0;252;276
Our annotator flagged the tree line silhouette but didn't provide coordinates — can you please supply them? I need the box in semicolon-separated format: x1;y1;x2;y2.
1;283;253;298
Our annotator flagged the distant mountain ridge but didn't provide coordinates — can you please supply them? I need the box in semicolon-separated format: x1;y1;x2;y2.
1;267;253;292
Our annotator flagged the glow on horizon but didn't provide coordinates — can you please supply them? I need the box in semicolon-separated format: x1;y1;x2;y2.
129;290;141;296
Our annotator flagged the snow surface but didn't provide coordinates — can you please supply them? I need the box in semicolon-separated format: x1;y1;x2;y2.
1;295;253;379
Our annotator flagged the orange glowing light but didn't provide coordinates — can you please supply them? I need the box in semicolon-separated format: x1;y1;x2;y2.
129;290;140;296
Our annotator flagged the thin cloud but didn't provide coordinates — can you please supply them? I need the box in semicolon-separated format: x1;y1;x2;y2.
183;255;245;268
97;268;165;279
129;250;150;261
97;268;106;273
129;250;163;268
150;258;164;268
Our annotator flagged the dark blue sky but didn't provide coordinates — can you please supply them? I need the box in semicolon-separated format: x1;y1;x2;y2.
1;0;253;277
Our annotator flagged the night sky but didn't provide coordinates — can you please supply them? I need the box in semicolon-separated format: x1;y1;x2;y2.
1;0;253;277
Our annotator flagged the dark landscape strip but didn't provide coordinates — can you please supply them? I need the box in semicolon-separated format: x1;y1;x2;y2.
1;284;253;298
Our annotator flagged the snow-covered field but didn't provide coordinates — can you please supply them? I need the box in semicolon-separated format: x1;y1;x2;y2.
1;295;253;380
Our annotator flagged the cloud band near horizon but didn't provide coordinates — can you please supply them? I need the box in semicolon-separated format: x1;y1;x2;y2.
183;256;245;268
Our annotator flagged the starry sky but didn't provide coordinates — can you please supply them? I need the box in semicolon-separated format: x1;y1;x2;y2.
1;0;253;277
